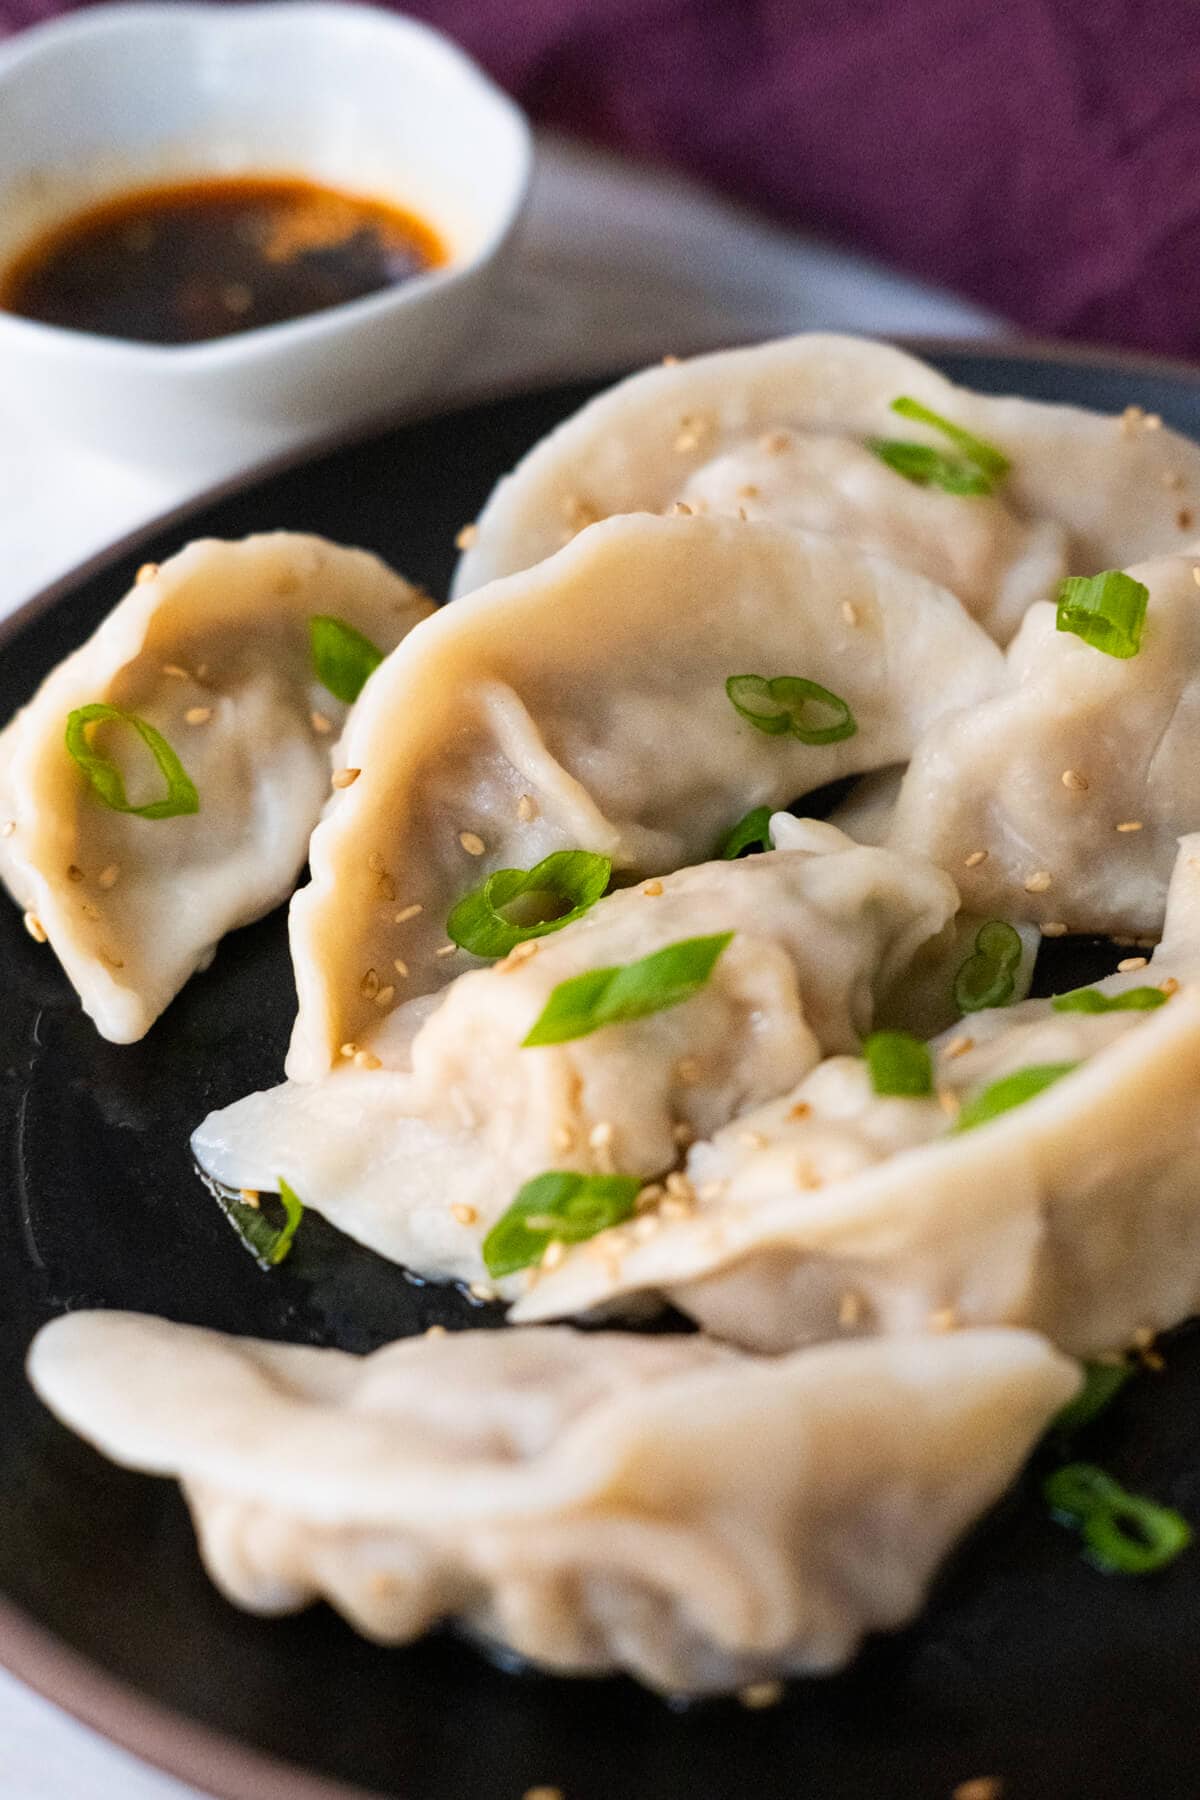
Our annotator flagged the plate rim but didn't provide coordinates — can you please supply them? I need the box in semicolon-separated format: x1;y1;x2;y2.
4;331;1200;1800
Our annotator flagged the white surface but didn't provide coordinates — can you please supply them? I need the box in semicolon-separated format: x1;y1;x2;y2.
0;129;1000;1800
0;3;531;468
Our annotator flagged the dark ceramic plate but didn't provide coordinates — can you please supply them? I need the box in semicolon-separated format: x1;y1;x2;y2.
4;344;1200;1800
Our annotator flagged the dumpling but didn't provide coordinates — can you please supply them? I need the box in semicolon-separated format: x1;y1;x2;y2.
514;985;1200;1358
453;333;1200;642
194;834;958;1286
287;512;1001;1077
769;811;1038;1037
27;1310;1077;1695
886;553;1200;939
0;533;432;1042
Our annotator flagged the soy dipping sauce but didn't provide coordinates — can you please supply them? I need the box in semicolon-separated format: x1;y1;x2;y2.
0;175;447;345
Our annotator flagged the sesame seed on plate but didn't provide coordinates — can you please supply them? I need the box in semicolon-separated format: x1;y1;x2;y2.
963;849;988;868
516;793;538;822
458;831;486;856
540;1239;566;1271
1115;820;1143;832
1117;956;1148;972
393;903;423;924
1023;869;1053;893
435;942;458;958
393;959;409;977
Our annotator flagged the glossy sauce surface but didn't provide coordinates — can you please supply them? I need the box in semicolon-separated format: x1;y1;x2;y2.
0;175;446;345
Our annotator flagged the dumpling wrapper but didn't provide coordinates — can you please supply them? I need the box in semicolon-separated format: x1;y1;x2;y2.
886;552;1200;939
0;533;432;1042
194;832;957;1288
287;512;1001;1078
28;1311;1077;1695
453;333;1200;641
514;985;1200;1358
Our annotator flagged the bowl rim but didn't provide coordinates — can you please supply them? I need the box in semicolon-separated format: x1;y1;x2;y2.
0;0;533;369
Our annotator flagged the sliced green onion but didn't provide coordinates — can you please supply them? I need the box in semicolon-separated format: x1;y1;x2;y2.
953;1061;1079;1133
446;850;611;958
718;806;774;859
867;395;1010;495
309;614;384;704
1053;1360;1134;1435
953;919;1023;1013
1052;984;1167;1014
65;703;199;820
219;1176;305;1268
482;1170;641;1278
1044;1461;1192;1575
1055;571;1149;659
725;674;857;745
523;931;734;1048
865;1030;934;1097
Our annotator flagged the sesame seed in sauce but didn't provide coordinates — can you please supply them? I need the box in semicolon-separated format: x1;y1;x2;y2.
373;984;395;1007
67;864;84;883
97;863;120;889
185;706;213;725
1023;869;1053;893
393;959;409;977
135;562;159;585
354;1050;382;1070
1060;768;1089;792
517;793;538;822
451;1202;478;1226
310;711;332;734
455;523;478;550
1118;956;1148;972
361;968;380;999
738;1681;783;1711
963;849;988;869
1115;820;1143;832
161;663;190;680
1040;921;1069;938
24;912;48;942
642;879;664;897
331;767;360;789
393;903;423;924
458;831;486;856
942;1035;974;1060
435;942;458;958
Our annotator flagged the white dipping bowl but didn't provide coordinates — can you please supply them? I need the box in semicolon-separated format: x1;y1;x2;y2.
0;2;532;473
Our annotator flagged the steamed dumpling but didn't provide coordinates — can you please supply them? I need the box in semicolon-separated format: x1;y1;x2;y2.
27;1310;1076;1695
515;984;1200;1357
194;833;958;1285
886;553;1200;939
453;334;1200;642
287;512;1002;1077
0;533;432;1042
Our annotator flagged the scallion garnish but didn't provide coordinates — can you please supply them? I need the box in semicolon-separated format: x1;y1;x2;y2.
482;1170;641;1278
864;1030;934;1097
1053;1360;1134;1435
1051;984;1167;1014
64;703;199;819
868;395;1010;496
725;675;857;745
310;614;385;704
220;1176;305;1268
953;1061;1079;1133
718;806;774;859
522;931;734;1047
953;919;1023;1013
446;850;611;958
1044;1462;1192;1575
1055;571;1149;659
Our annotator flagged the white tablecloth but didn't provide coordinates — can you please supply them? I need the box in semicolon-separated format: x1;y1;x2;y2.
0;131;1000;1800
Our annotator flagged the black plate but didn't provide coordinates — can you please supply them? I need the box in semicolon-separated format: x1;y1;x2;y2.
4;345;1200;1800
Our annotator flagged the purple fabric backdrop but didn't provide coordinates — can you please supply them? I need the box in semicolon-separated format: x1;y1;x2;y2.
3;0;1199;355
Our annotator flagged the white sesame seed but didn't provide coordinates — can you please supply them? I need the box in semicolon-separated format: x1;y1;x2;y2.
451;1203;478;1226
393;903;423;924
942;1035;974;1060
1161;976;1181;996
424;1324;447;1339
161;663;190;680
963;849;988;868
22;912;46;943
331;767;360;789
354;1050;382;1070
588;1120;615;1150
516;793;537;822
738;1681;783;1711
455;523;478;549
458;830;486;856
540;1238;567;1272
938;1089;962;1118
185;706;213;725
310;711;332;734
97;863;120;890
1115;820;1143;832
393;959;409;977
373;984;395;1007
1023;869;1053;893
1061;768;1089;791
467;1282;495;1302
670;500;694;516
1040;921;1069;938
339;1042;358;1058
838;1290;864;1328
641;879;664;896
135;562;159;585
1117;956;1148;972
435;942;458;958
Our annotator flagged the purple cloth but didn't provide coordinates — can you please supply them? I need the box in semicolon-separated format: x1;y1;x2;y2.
3;0;1200;355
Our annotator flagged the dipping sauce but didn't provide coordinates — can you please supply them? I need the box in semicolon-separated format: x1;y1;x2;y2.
0;176;447;345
